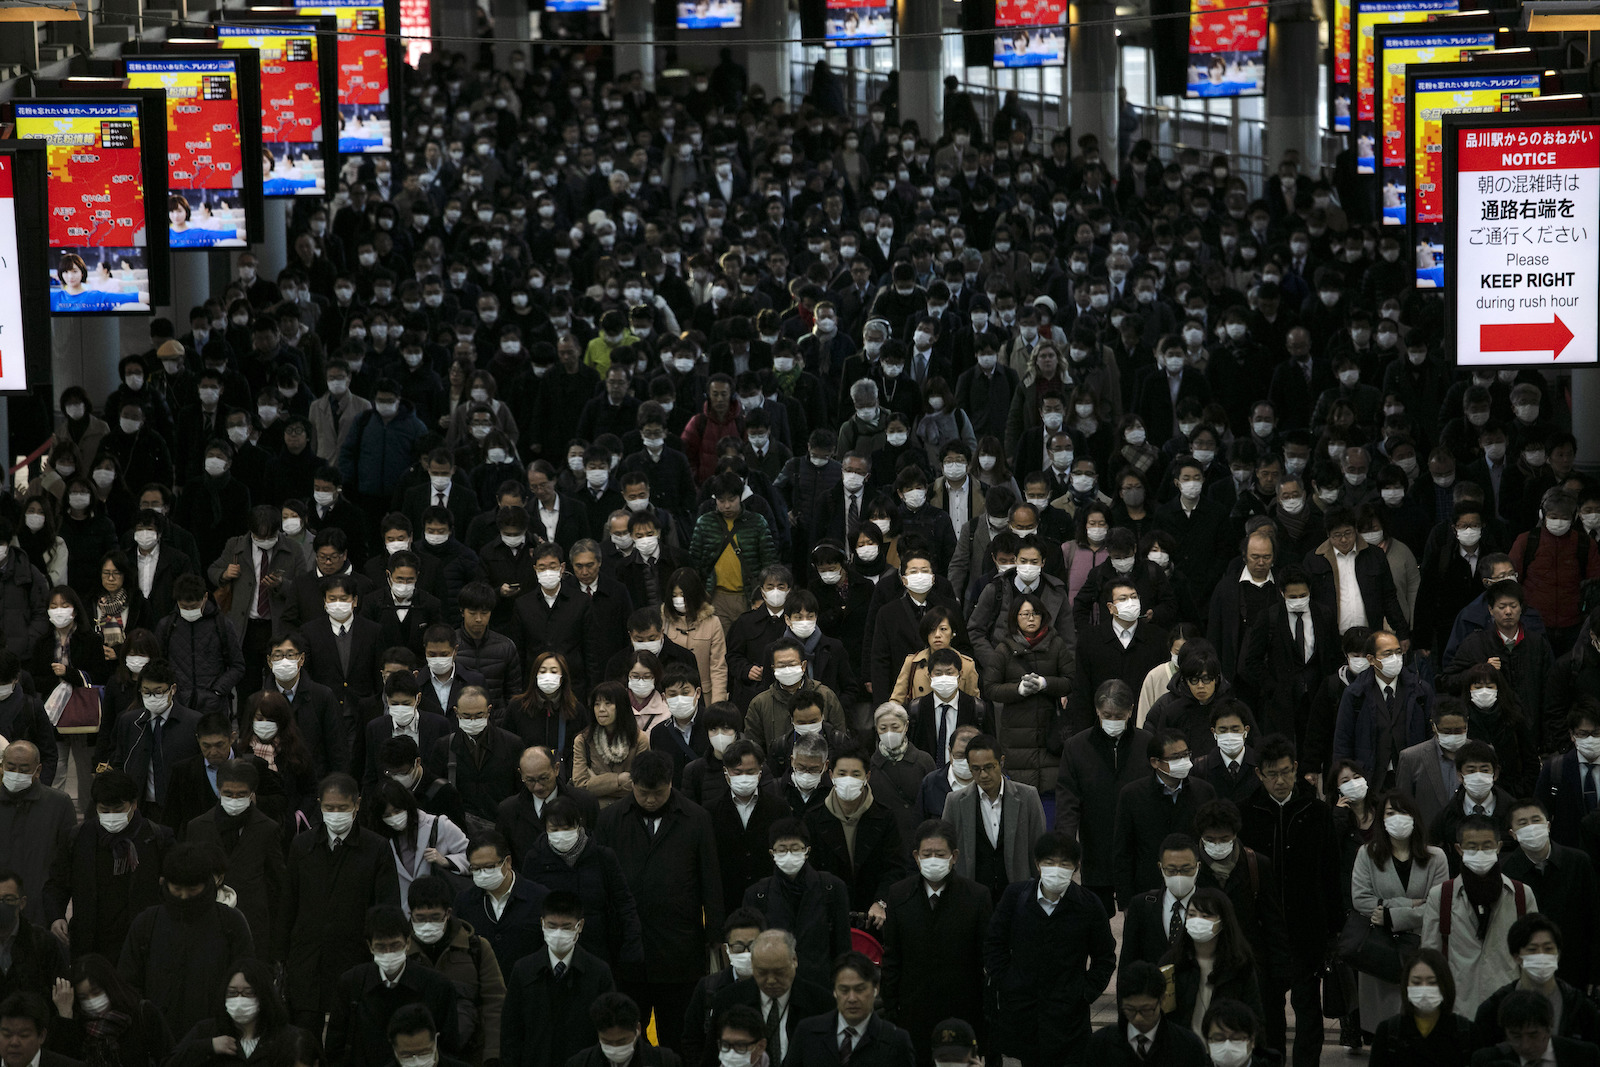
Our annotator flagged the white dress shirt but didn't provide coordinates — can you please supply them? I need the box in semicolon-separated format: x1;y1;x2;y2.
1334;548;1366;631
980;781;1004;847
136;546;159;597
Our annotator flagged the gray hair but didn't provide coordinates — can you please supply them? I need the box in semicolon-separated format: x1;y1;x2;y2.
792;734;830;762
570;538;602;559
753;928;798;960
872;702;909;730
850;379;879;405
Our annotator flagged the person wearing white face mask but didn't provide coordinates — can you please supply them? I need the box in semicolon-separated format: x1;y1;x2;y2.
740;817;853;990
1330;630;1429;790
1159;889;1262;1034
983;829;1115;1066
726;566;796;708
370;771;470;909
572;682;650;809
980;594;1073;795
744;641;848;755
1348;790;1448;1031
1420;817;1539;1017
330;904;464;1066
1499;800;1600;1002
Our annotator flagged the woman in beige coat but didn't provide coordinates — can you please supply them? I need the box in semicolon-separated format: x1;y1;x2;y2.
571;680;650;807
663;566;729;704
891;605;981;704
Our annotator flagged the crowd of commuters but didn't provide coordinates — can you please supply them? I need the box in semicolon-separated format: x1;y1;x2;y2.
0;29;1596;1067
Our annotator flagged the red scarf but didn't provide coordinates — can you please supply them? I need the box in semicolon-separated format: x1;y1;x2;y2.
1023;622;1051;647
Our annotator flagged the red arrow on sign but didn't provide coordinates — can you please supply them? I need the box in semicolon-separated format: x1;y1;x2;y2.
1480;315;1576;360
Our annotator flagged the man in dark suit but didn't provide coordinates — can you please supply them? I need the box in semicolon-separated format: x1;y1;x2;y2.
300;573;383;757
281;528;377;631
1069;581;1170;734
1056;679;1155;914
403;449;479;535
601;610;699;685
267;631;349;778
725;587;791;711
1238;564;1342;746
1396;704;1470;831
362;517;445;605
1502;799;1600;990
803;743;914;915
501;890;617;1067
1154;454;1234;617
1111;730;1217;910
418;626;489;720
1331;629;1433;789
102;661;202;824
516;547;592;698
454;831;548;974
184;759;286;955
425;687;521;829
308;467;373;567
906;661;988;768
594;749;725;1055
866;551;967;705
161;712;282;835
1240;734;1342;1067
324;904;462;1067
569;541;635;693
0;991;87;1067
702;932;833;1067
1135;344;1211;442
708;741;788;913
276;773;402;1028
782;951;915;1067
1195;799;1292;983
613;519;689;610
1266;326;1333;432
1534;702;1600;849
1469;990;1600;1067
361;672;451;786
879;818;992;1064
361;549;443;655
1081;961;1209;1067
568;992;678;1067
494;746;600;865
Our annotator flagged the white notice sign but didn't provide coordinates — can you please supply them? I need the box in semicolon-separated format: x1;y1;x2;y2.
1452;120;1600;366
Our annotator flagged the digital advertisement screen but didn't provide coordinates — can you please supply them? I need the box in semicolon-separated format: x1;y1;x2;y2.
825;0;893;46
295;3;394;154
124;56;253;248
1186;0;1267;97
0;153;29;390
676;0;741;28
1408;68;1541;288
1374;28;1498;223
12;101;156;314
1334;0;1352;130
994;0;1066;67
215;22;327;196
398;0;430;65
1354;0;1459;172
546;0;605;10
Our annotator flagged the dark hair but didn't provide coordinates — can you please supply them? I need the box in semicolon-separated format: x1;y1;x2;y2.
913;818;957;852
1507;913;1563;956
1161;887;1254;976
830;950;880;986
1118;959;1167;1001
768;816;810;848
386;1003;439;1044
1200;999;1266;1047
1032;830;1080;865
407;875;458;914
1497;989;1555;1030
589;991;642;1033
631;749;675;789
214;958;291;1040
1192;799;1241;838
716;1004;767;1045
1368;790;1429;868
67;953;141;1017
722;907;768;939
1400;948;1456;1018
0;993;49;1035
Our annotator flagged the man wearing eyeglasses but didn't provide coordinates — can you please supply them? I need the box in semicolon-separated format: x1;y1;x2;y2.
1240;733;1342;1067
1083;959;1209;1067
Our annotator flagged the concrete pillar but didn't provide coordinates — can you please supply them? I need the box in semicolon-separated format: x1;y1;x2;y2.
898;0;941;138
169;251;213;322
259;199;289;282
489;0;528;68
52;317;121;405
745;0;788;103
1575;370;1600;472
1069;0;1117;155
433;0;474;56
613;0;654;84
1265;8;1319;172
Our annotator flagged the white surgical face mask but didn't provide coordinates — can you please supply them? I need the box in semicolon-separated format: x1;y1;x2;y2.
1514;822;1550;852
1460;848;1498;875
1407;985;1444;1012
1209;1040;1251;1067
1038;865;1074;894
1463;772;1495;800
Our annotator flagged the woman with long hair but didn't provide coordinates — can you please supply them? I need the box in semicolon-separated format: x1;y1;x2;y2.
240;690;318;826
365;777;468;911
166;957;304;1065
1066;503;1113;604
661;567;728;704
1350;791;1448;1034
16;494;68;586
572;680;648;807
620;651;668;734
50;952;172;1066
504;651;584;767
1367;949;1474;1067
1159;888;1264;1032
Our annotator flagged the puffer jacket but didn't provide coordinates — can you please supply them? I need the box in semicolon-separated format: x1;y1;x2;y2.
452;626;523;713
981;629;1074;794
1143;673;1260;761
0;550;49;654
687;509;777;596
408;917;507;1061
153;600;245;715
337;400;426;496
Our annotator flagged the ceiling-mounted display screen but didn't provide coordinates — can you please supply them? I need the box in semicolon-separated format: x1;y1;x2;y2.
1186;0;1267;96
215;21;329;195
124;53;262;248
994;0;1066;67
825;0;893;46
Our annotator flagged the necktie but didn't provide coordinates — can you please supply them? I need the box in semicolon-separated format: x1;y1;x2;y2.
552;961;567;980
847;493;860;539
1136;1036;1150;1060
1292;612;1307;663
151;716;166;799
765;999;782;1052
1585;764;1598;813
336;624;352;673
1473;804;1486;816
1169;899;1184;941
436;491;445;506
936;705;950;762
256;549;272;616
839;1028;855;1064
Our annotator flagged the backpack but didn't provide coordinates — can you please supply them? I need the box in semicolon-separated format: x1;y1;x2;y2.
1437;876;1527;955
1520;525;1600;615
